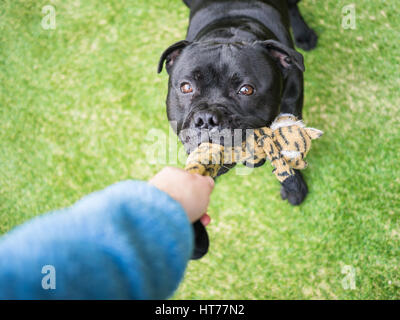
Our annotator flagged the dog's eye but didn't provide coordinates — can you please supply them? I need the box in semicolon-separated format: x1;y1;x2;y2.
180;82;193;94
238;84;254;96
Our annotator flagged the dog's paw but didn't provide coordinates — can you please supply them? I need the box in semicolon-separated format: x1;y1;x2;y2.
294;28;318;51
280;171;308;205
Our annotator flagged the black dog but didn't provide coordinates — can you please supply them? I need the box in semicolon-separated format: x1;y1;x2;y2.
158;0;317;258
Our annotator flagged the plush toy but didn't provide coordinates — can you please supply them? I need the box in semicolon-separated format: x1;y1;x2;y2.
185;113;323;260
185;113;323;182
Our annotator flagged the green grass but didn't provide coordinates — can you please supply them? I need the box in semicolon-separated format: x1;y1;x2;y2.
1;0;399;299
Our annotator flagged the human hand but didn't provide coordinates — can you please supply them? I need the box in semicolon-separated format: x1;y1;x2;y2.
149;167;214;226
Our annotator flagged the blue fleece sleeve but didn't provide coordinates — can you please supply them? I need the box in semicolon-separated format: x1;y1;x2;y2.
0;181;194;299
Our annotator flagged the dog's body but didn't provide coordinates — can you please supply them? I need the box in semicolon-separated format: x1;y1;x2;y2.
159;0;317;205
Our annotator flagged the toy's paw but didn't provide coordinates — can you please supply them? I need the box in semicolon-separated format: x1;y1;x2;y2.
284;156;308;170
280;170;308;205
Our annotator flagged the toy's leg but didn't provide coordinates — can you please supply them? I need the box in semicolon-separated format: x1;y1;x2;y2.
258;130;308;205
284;156;308;170
191;221;209;260
280;169;308;205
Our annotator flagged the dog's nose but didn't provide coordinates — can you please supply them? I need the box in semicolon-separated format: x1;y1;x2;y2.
194;111;220;129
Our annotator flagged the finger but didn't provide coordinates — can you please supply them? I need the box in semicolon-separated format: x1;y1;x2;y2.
205;176;215;189
193;173;214;186
200;213;211;227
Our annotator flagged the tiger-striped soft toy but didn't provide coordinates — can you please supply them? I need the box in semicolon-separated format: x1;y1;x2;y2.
185;113;323;182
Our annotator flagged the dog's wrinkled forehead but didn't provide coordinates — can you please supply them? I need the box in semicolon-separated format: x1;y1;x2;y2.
170;42;279;86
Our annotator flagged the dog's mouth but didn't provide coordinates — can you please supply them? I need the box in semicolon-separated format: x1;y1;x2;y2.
179;112;269;154
178;124;266;155
178;127;235;153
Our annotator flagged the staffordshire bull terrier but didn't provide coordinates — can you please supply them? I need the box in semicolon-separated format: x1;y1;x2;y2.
158;0;318;258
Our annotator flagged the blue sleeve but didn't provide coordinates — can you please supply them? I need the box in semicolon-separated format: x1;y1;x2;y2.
0;180;194;299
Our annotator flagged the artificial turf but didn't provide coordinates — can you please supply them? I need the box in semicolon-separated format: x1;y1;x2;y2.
0;0;399;299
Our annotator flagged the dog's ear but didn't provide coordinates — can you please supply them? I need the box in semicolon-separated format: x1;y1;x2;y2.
259;40;305;72
158;40;190;74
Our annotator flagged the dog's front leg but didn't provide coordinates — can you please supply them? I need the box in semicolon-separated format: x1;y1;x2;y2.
280;68;304;118
279;70;309;205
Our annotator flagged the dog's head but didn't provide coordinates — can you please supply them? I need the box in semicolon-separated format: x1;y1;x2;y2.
158;39;304;152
